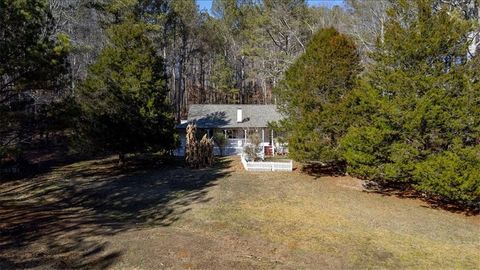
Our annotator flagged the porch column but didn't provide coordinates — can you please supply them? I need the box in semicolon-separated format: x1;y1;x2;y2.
244;129;247;144
261;129;266;156
271;129;275;156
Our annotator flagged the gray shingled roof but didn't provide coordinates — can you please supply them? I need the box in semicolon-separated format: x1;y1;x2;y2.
177;104;283;129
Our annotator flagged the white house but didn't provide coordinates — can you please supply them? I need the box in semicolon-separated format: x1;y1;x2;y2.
175;104;286;156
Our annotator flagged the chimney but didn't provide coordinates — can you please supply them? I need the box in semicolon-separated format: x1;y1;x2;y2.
237;107;243;123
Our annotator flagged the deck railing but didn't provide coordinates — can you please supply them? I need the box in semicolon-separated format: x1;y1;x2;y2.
240;154;293;172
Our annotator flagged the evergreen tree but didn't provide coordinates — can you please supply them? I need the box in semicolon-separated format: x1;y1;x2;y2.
0;0;69;97
0;0;69;157
78;19;175;162
275;28;360;163
341;0;480;204
210;54;238;103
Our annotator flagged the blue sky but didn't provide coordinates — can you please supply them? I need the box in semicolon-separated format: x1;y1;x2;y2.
196;0;345;12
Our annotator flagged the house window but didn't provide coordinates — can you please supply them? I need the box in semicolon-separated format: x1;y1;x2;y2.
225;130;232;139
225;129;246;139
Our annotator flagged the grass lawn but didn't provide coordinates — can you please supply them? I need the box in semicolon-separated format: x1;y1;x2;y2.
0;156;478;269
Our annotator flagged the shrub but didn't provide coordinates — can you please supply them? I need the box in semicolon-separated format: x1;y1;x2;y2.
341;126;392;181
244;132;262;161
213;132;227;156
413;146;480;204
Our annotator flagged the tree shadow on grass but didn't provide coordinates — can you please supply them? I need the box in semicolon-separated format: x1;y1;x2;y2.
300;162;479;216
300;162;346;179
0;156;232;269
361;182;480;216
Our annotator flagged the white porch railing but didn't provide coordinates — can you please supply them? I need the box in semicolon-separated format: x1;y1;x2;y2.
174;138;282;157
240;154;293;172
226;138;246;148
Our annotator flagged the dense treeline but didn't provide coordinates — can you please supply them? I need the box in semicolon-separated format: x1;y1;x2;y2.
277;0;479;205
46;0;393;118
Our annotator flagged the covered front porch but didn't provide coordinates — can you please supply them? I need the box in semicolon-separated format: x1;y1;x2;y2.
220;128;272;145
174;127;287;156
211;127;281;155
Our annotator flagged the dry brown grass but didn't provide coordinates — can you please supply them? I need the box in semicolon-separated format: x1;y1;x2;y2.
192;170;480;269
1;156;479;269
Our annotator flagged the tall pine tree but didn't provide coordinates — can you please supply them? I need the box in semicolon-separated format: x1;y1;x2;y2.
78;18;175;162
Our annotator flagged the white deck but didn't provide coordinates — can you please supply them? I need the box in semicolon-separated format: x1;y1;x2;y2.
240;154;293;172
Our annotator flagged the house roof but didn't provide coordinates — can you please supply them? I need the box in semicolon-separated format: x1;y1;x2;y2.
177;104;283;129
